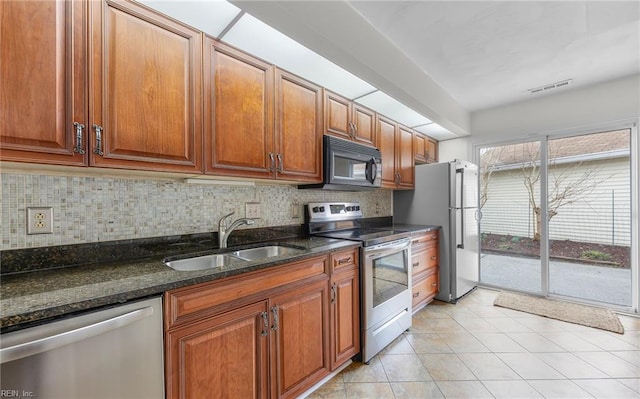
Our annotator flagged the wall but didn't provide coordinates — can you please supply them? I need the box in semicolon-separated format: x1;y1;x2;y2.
438;137;471;162
470;74;640;143
1;171;392;250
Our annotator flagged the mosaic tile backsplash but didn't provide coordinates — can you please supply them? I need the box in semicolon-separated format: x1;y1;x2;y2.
1;172;392;250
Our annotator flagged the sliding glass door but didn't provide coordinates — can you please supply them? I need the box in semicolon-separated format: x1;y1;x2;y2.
479;141;542;294
478;127;634;309
547;129;632;306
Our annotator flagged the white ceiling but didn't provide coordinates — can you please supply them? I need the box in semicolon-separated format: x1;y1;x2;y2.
232;0;640;137
348;1;640;111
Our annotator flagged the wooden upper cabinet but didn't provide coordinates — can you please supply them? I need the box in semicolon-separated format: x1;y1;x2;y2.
352;103;376;147
324;91;376;147
377;115;398;188
275;69;323;183
89;0;202;172
377;116;415;189
325;91;352;141
414;132;428;164
204;39;274;178
397;124;415;189
426;137;438;163
415;132;438;164
0;0;88;166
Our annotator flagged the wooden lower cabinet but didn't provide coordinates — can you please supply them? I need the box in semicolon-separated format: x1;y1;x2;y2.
164;251;358;398
271;279;330;398
329;249;360;370
411;230;440;313
166;300;269;399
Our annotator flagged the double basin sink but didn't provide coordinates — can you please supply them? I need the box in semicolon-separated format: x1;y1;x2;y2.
164;245;305;272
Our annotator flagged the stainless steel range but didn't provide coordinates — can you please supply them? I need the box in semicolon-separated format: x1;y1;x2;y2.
306;202;412;363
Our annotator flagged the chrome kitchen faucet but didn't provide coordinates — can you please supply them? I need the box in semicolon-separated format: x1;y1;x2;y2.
218;212;255;249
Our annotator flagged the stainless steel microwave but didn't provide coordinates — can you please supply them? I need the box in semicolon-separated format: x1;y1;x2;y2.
300;136;382;190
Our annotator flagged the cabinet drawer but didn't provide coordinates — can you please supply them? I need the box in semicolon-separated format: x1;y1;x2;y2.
412;272;438;310
411;230;439;251
165;255;328;329
330;248;358;273
411;246;438;276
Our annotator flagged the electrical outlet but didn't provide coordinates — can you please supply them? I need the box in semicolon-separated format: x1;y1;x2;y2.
291;203;300;219
27;207;53;234
245;202;261;219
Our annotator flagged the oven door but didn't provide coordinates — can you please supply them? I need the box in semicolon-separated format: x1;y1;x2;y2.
362;238;412;329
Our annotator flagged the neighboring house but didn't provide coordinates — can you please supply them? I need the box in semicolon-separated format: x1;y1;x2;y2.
480;130;631;246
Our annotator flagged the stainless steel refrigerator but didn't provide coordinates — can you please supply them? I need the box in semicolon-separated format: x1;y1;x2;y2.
394;160;479;303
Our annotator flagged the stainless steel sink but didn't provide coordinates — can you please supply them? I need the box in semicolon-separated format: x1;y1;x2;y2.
164;245;305;271
164;253;246;271
231;245;304;261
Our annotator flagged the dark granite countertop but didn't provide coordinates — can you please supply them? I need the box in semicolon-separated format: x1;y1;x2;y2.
0;237;359;332
391;224;441;234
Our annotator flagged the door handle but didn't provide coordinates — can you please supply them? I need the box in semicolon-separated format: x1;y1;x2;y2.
73;122;86;154
92;124;104;156
276;153;283;172
270;306;279;331
0;306;154;364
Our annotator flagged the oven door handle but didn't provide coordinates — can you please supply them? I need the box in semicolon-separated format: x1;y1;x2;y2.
365;239;411;258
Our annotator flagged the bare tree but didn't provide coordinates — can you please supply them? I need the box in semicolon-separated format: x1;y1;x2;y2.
482;141;605;241
516;143;604;241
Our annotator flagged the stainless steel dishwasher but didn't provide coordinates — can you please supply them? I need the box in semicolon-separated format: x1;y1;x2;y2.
0;296;164;398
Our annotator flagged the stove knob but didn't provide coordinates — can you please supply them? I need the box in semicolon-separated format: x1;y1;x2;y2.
312;207;319;213
355;206;360;211
346;206;352;211
319;206;325;212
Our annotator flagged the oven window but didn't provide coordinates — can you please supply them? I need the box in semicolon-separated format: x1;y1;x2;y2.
372;251;408;307
334;156;367;180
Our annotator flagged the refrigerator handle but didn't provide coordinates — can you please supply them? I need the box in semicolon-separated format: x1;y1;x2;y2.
457;168;464;249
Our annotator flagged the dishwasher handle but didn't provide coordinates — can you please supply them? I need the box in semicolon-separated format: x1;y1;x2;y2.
0;306;154;364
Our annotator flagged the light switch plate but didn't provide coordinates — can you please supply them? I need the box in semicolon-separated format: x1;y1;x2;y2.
245;202;261;219
27;207;53;234
291;203;300;219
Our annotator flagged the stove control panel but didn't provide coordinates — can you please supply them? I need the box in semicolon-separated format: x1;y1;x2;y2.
306;202;362;221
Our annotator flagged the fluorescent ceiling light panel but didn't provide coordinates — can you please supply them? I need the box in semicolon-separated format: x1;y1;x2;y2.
137;0;241;38
222;14;375;99
414;123;457;140
355;91;431;127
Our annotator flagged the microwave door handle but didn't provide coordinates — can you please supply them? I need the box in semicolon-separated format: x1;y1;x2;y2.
367;158;377;184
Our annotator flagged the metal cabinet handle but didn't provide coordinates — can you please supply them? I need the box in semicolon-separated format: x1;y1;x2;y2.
431;256;437;260
412;262;419;267
268;152;275;172
270;306;278;331
92;124;104;156
337;257;352;265
331;283;337;304
73;122;86;154
413;292;420;298
0;306;153;364
261;311;269;336
276;153;283;172
431;282;437;287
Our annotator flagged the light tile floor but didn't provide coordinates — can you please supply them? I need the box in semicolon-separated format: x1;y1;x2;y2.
307;288;640;399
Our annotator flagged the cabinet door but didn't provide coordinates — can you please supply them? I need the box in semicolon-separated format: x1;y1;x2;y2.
204;39;274;178
325;91;352;141
166;300;269;399
414;132;428;164
271;278;330;398
330;269;360;370
426;137;438;163
0;0;87;166
377;115;397;188
397;125;415;189
275;69;323;183
352;103;376;147
89;0;202;173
